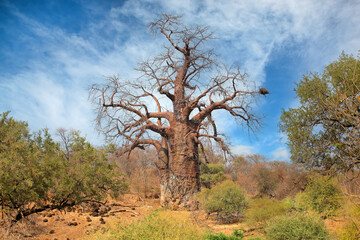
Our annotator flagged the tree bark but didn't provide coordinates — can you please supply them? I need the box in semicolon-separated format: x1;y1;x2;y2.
157;124;200;209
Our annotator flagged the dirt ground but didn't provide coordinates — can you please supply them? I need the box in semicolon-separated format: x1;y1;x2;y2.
0;194;160;240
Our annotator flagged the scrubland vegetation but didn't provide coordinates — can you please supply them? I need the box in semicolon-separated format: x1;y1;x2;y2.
1;108;360;239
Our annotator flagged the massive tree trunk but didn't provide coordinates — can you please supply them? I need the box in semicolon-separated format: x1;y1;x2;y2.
157;124;200;209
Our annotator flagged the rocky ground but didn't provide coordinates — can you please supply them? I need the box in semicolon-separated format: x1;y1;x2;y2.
0;194;160;240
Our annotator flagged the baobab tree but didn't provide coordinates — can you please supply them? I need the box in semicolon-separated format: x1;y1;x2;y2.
90;15;268;209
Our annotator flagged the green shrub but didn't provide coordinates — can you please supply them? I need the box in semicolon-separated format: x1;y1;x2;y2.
208;230;262;240
246;198;291;226
266;213;330;240
205;229;244;240
200;163;226;188
295;175;342;217
105;210;204;240
198;180;247;223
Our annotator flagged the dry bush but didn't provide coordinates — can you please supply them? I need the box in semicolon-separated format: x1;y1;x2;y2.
110;148;160;198
338;171;360;196
227;154;307;199
269;161;307;199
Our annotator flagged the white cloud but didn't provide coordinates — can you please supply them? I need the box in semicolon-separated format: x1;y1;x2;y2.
1;0;359;148
271;147;290;161
230;145;255;156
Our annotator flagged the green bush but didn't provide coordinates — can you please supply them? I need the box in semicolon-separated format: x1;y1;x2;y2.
295;175;342;217
246;198;291;226
198;180;247;223
265;213;330;240
205;229;244;240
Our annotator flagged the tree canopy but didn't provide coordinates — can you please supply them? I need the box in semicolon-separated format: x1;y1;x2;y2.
280;52;360;172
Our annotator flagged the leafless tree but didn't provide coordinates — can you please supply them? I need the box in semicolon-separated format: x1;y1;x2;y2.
90;15;267;208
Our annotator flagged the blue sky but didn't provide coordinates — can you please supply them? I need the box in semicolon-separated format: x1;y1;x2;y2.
1;0;359;161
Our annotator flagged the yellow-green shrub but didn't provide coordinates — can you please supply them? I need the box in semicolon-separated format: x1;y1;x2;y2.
266;213;330;240
338;200;360;240
246;198;291;226
96;210;205;240
295;175;342;217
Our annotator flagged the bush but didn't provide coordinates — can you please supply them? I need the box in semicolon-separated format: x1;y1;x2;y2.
107;210;204;240
198;180;247;223
246;198;291;226
295;174;342;217
265;213;330;240
338;199;360;240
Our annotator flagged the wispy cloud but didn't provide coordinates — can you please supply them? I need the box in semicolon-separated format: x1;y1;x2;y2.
230;145;255;156
271;146;290;161
1;0;359;151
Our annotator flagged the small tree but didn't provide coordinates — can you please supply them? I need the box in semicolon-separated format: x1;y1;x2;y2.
280;52;360;172
90;14;267;209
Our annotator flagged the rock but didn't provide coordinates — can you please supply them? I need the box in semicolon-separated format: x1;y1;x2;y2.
86;216;92;222
49;230;55;234
91;212;99;217
43;218;48;222
68;221;78;226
